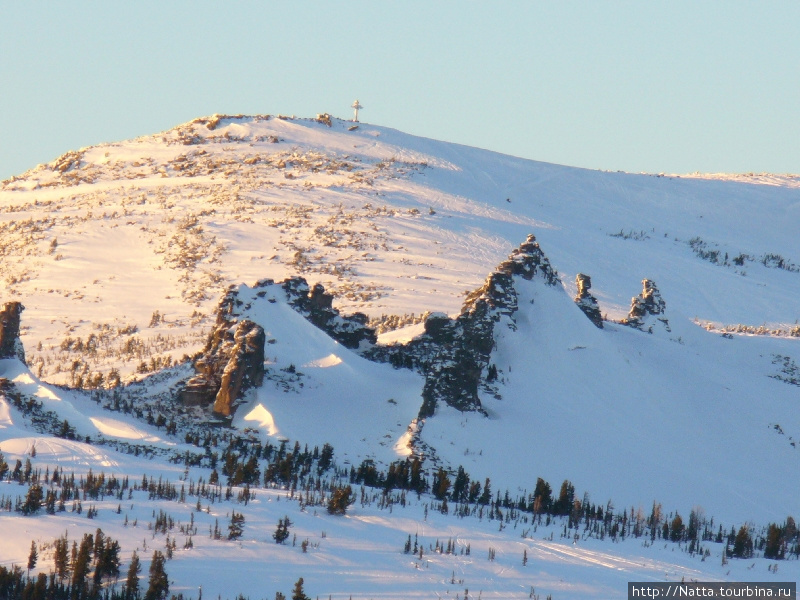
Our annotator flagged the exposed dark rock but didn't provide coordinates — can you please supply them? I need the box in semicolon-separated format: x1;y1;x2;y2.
624;279;670;333
282;277;376;349
0;302;25;363
212;320;266;418
574;273;603;328
182;276;375;418
180;288;265;418
185;235;558;421
369;234;559;419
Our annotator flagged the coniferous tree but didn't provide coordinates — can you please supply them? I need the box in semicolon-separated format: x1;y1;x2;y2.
26;541;37;574
144;550;168;600
764;523;785;560
125;551;141;600
732;525;754;559
451;467;469;503
533;478;552;515
670;514;685;542
21;484;43;515
478;478;492;506
273;517;291;544
291;577;310;600
432;468;451;501
228;512;245;540
54;535;70;581
327;485;353;515
71;533;93;596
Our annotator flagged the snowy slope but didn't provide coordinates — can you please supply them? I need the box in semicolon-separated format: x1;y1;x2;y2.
418;270;800;524
1;114;798;388
217;280;425;465
0;114;799;599
1;367;798;599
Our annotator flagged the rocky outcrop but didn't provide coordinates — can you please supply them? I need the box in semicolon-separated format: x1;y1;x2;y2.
624;279;670;333
212;320;266;417
181;289;265;418
181;276;375;418
421;235;557;417
368;234;559;419
282;278;376;349
0;302;25;363
574;273;603;328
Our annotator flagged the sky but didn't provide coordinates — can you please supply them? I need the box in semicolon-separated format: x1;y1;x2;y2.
1;1;798;180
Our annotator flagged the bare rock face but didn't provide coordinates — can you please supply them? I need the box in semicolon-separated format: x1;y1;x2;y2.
180;289;265;418
574;273;603;328
624;279;670;333
392;234;559;419
0;302;25;363
282;278;376;349
212;320;266;418
182;276;375;418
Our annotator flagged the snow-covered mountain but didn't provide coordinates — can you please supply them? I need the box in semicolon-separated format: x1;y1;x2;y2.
1;114;799;599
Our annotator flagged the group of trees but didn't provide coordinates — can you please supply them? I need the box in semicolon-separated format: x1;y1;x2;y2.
0;529;168;600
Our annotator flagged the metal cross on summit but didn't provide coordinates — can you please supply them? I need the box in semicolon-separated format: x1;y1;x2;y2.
351;99;363;122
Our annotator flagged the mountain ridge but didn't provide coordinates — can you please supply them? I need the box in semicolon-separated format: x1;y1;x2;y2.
0;114;797;524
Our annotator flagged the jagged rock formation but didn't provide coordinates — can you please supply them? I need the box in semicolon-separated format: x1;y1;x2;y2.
0;302;26;363
624;279;670;333
574;273;603;328
181;289;266;418
183;236;560;420
181;276;375;418
282;278;376;349
420;234;558;417
211;320;266;418
368;234;559;418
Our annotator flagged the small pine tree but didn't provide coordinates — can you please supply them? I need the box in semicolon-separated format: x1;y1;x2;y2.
273;516;291;544
228;511;245;540
732;525;754;559
764;523;785;560
125;550;141;599
327;485;353;515
71;534;93;595
53;535;69;580
669;514;685;542
291;577;310;600
144;550;169;600
27;540;37;573
21;483;44;515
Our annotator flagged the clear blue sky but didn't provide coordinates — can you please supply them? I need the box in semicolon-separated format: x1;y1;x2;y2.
2;1;798;180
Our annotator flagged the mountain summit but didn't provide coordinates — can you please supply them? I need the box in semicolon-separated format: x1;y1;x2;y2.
0;113;798;522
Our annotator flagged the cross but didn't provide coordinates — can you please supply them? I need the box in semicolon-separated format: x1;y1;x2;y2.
351;99;363;122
